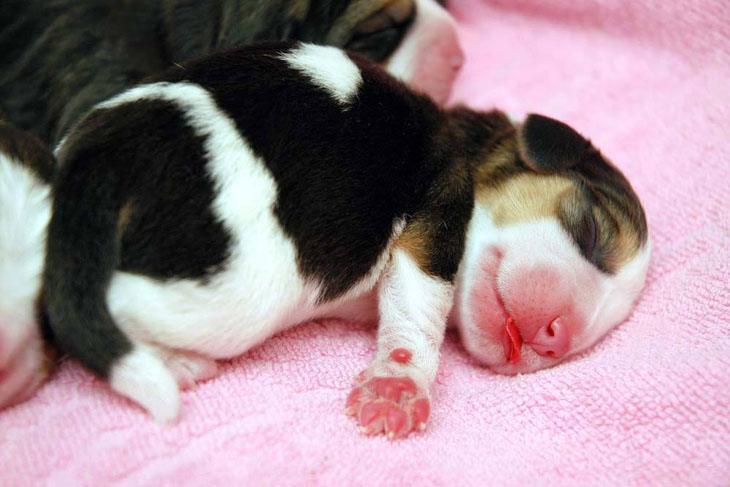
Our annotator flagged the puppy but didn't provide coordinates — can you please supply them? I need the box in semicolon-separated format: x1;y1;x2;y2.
0;121;55;408
45;43;651;437
0;0;462;145
0;0;461;412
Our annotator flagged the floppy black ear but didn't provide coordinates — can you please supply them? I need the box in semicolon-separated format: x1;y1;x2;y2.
518;114;592;172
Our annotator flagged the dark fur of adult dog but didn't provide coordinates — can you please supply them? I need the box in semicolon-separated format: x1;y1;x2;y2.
0;0;462;145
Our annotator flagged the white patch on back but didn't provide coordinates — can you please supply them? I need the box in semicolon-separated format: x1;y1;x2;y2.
98;82;315;357
280;43;362;105
100;82;396;360
0;153;50;367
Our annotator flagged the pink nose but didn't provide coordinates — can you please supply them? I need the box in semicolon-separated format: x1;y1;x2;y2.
528;319;571;359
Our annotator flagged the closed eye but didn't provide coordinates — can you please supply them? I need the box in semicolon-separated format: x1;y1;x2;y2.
345;0;415;62
558;191;603;269
581;211;598;260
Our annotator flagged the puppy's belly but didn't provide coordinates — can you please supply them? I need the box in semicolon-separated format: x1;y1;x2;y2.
107;270;384;358
107;270;306;358
107;210;323;358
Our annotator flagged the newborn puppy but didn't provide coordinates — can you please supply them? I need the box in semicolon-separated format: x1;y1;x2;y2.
46;43;650;437
0;0;461;145
0;122;55;408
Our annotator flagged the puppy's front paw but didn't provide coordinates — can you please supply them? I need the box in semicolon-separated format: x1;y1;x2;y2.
346;373;430;439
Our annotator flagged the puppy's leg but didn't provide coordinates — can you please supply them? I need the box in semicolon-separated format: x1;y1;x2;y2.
346;247;454;438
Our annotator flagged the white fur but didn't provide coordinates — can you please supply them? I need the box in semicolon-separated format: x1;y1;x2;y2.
582;239;652;347
280;44;362;105
372;249;453;385
95;81;405;420
110;347;180;423
80;76;650;422
453;205;652;373
0;154;51;368
101;82;318;357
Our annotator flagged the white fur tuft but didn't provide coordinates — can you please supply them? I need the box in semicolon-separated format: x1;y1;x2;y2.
109;347;181;424
280;43;362;105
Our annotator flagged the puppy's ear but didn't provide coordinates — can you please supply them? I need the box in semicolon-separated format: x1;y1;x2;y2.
518;114;592;172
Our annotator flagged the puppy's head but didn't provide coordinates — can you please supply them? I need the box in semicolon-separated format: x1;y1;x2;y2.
0;122;56;408
330;0;464;103
452;112;650;374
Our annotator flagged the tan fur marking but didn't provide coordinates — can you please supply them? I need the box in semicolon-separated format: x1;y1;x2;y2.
288;0;310;21
117;200;135;238
397;218;432;273
594;200;643;270
472;137;645;271
477;173;573;226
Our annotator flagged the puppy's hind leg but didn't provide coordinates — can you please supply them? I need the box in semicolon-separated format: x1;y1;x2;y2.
109;344;218;421
108;344;181;423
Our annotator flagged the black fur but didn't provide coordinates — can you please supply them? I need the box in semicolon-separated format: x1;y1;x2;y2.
0;122;55;183
159;47;448;300
1;0;414;145
44;43;482;376
518;114;647;272
519;114;592;172
46;99;232;376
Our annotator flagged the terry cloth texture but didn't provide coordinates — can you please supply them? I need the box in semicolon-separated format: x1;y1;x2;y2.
1;0;729;484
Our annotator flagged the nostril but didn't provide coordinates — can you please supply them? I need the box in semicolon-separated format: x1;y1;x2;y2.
546;323;555;337
529;318;571;359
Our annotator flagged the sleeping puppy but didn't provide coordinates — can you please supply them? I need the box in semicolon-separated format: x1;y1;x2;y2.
0;121;55;408
44;43;650;437
0;0;462;145
0;0;461;412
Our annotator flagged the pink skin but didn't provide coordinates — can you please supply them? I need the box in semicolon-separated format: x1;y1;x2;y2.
405;24;464;104
0;329;46;409
466;247;588;373
389;348;412;364
346;375;430;438
386;0;465;104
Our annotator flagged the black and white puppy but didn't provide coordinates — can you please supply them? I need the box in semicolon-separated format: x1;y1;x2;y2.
0;0;462;411
0;0;462;145
0;121;55;408
45;43;651;438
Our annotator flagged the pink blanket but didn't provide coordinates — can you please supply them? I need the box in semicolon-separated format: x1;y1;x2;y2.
2;0;729;484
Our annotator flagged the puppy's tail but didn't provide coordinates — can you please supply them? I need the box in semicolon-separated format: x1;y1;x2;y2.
44;132;179;423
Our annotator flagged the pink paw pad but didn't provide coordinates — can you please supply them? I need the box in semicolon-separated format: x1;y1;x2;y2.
389;348;412;364
345;375;430;439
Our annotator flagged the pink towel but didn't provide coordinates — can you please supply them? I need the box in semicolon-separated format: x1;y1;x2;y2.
2;0;729;484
